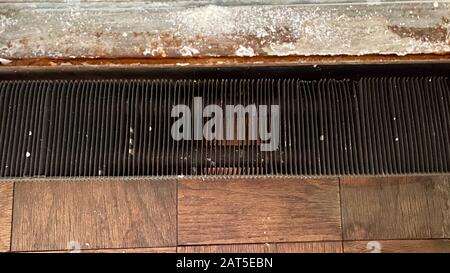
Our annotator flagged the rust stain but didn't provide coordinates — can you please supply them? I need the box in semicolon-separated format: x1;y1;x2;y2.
388;18;449;43
1;53;450;67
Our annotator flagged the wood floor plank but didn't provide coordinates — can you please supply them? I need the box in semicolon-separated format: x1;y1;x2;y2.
267;242;343;253
178;244;267;253
79;247;177;253
341;176;450;240
178;178;342;245
178;242;342;253
11;179;177;251
31;247;177;253
344;240;450;253
0;181;13;252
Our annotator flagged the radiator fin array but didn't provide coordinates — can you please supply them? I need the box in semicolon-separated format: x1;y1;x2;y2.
0;77;449;177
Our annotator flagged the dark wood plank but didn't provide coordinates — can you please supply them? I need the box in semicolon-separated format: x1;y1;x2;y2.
0;181;13;252
11;179;177;251
178;178;341;245
341;176;450;240
344;240;450;253
178;242;342;253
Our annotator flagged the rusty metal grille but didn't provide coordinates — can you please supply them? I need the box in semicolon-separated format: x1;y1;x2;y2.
0;77;449;177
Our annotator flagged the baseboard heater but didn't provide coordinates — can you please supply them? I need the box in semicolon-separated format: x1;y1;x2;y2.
0;63;449;177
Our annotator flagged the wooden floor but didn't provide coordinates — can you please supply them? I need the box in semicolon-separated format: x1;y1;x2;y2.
0;176;449;253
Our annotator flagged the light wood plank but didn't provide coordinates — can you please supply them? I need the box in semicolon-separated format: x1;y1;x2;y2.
11;179;177;251
0;181;13;252
341;176;450;240
178;178;342;245
344;240;450;253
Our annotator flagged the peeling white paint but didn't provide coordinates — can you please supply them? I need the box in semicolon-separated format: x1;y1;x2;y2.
179;46;200;56
143;48;152;56
0;58;11;65
235;45;255;57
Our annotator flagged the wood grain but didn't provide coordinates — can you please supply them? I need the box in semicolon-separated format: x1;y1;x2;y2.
31;247;177;253
178;178;341;245
178;242;342;253
267;242;342;253
73;247;176;253
341;176;450;240
11;179;177;251
0;181;13;252
344;240;450;253
178;244;267;253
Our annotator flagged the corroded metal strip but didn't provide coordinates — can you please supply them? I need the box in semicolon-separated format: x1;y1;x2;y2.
1;2;450;60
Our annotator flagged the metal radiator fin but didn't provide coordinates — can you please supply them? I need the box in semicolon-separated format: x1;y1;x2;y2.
0;77;449;177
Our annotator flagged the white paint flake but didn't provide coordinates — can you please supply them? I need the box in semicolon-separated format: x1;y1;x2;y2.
235;45;255;57
0;58;11;65
143;48;152;56
179;46;200;56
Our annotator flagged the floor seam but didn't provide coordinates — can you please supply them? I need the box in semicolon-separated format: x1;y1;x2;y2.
338;177;345;253
9;181;16;252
